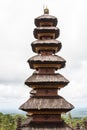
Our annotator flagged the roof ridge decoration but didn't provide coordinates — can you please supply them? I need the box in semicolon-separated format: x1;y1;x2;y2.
44;6;49;14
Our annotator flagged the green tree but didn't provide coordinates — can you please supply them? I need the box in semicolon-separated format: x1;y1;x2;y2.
68;112;72;125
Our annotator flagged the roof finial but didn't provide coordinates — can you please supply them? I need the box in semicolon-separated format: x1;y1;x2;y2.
44;6;49;14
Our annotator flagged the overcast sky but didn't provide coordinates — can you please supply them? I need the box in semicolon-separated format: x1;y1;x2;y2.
0;0;87;112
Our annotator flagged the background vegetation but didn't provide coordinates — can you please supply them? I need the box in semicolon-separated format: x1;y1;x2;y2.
0;112;87;130
0;112;26;130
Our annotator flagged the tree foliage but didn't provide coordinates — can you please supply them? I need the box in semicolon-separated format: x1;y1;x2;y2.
62;113;87;128
0;112;87;130
0;112;26;130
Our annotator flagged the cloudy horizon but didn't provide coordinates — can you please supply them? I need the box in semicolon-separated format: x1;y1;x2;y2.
0;0;87;112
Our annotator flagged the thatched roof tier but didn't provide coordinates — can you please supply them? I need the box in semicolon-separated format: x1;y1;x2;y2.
25;73;69;87
32;39;61;45
31;39;62;53
21;114;62;125
28;84;67;89
21;120;74;130
35;14;57;27
22;115;63;124
19;96;74;112
33;27;60;39
28;55;66;69
27;110;69;115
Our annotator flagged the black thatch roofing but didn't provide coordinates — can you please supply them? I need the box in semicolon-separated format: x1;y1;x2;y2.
21;121;74;130
35;14;58;27
34;27;60;39
19;95;74;112
25;73;69;86
31;39;62;53
28;55;66;69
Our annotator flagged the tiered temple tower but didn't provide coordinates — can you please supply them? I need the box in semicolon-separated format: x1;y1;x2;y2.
20;8;74;130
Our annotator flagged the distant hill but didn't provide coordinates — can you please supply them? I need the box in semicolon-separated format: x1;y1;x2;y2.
0;109;26;115
70;107;87;118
